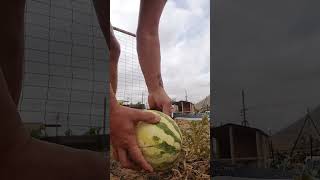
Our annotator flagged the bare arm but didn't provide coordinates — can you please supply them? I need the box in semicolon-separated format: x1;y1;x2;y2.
137;0;172;115
93;0;159;172
92;0;120;93
92;0;109;44
137;0;166;93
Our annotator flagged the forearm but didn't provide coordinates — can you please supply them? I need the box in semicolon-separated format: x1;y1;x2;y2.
92;0;118;50
136;0;167;93
92;0;109;44
93;0;120;93
137;33;164;93
109;83;119;111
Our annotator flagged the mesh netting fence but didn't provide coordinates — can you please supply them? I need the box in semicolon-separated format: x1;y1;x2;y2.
21;0;108;136
113;27;148;107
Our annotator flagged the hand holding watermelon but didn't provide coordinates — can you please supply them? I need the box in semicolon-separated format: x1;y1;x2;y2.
148;87;173;116
136;110;182;171
110;103;160;172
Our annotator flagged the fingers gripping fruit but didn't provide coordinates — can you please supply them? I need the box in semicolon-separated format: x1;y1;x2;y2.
136;110;182;171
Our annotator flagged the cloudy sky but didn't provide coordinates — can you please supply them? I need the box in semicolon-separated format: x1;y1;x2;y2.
111;0;210;103
212;0;320;133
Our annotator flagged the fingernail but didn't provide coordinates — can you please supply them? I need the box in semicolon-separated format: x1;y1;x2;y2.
155;115;160;121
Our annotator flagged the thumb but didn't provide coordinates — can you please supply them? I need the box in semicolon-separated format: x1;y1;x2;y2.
162;102;173;116
133;110;160;124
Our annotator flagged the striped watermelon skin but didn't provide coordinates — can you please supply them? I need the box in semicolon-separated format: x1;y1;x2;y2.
136;110;182;171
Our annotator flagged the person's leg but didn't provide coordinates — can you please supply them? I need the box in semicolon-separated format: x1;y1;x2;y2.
3;138;106;179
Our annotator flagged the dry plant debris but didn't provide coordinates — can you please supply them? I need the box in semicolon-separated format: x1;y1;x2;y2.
110;116;210;180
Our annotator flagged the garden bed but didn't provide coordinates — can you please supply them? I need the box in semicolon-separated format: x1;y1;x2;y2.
110;118;211;179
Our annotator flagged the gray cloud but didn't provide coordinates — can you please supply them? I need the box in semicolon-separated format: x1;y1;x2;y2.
212;0;320;133
112;0;210;103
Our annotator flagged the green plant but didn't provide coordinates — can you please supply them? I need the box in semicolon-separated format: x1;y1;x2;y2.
30;129;43;139
65;129;72;136
85;127;101;135
30;125;46;139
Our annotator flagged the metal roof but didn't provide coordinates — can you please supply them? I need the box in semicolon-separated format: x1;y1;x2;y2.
212;123;270;138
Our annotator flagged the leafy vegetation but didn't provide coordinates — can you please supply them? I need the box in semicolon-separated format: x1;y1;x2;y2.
84;127;102;135
64;129;72;136
30;125;46;139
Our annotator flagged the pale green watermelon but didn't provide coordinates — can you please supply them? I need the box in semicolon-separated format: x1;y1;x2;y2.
136;110;182;171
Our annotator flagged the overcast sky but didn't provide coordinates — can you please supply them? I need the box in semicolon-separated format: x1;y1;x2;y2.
212;0;320;133
110;0;210;103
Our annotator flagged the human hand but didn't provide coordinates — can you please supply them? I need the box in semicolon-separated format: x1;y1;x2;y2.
110;103;160;172
148;87;173;116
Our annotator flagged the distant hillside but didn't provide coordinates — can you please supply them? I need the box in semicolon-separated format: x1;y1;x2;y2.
272;105;320;151
195;95;210;111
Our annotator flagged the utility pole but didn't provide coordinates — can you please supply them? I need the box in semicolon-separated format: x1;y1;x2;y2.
141;92;144;104
268;129;275;161
290;108;320;158
185;89;188;102
310;135;313;160
56;112;60;137
103;96;106;135
241;89;249;126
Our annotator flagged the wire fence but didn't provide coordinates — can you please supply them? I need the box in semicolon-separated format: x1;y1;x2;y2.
113;27;149;107
21;0;150;136
19;0;108;136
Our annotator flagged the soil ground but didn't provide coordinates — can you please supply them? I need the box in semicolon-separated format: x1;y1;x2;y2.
110;119;210;180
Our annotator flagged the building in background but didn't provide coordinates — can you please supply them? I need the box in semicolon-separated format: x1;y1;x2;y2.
172;100;195;114
20;0;108;136
212;123;270;168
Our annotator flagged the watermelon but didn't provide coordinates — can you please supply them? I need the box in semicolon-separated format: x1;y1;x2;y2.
136;110;182;171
